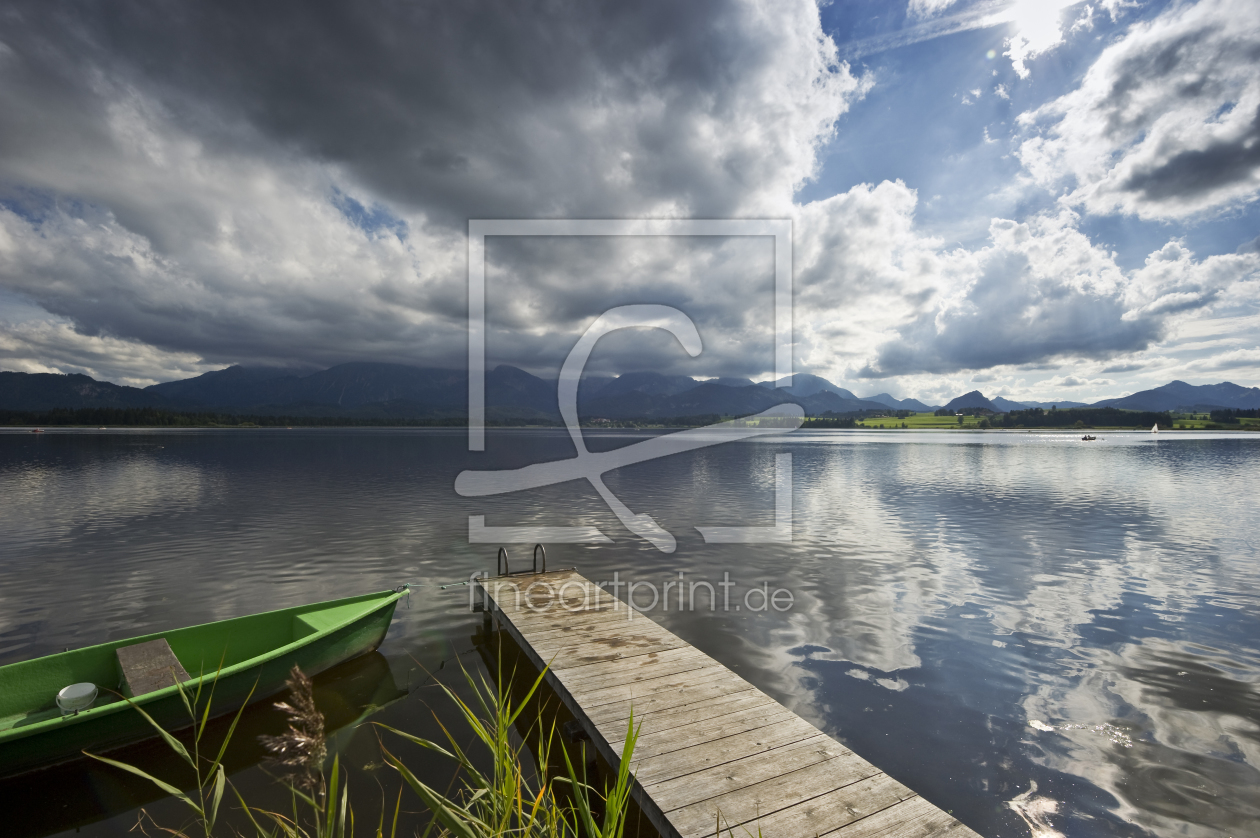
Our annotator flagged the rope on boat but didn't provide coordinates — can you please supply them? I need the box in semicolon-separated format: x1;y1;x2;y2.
393;544;548;605
393;576;489;608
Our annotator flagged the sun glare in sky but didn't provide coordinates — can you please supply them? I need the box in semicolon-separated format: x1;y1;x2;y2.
995;0;1076;76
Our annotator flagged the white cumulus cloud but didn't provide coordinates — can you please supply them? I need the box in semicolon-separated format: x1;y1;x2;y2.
1017;0;1260;219
853;210;1260;378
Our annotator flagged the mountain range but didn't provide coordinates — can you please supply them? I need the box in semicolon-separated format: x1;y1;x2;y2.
0;364;895;421
1091;380;1260;412
2;365;1259;420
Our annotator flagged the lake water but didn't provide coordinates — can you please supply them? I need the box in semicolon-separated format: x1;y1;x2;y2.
1;427;1258;837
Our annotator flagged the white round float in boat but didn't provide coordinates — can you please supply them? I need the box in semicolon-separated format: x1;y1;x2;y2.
56;682;97;714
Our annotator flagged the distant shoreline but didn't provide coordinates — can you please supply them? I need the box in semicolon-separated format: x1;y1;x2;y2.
3;404;1257;432
4;424;1257;433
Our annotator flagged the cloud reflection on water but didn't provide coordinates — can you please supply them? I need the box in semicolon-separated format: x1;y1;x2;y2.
1;429;1257;838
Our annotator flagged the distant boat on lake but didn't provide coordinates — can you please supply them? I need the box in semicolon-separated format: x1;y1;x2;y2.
30;428;44;434
1152;424;1159;433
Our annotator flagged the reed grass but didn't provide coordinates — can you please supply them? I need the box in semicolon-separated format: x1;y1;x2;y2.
89;659;640;838
84;662;257;838
374;656;640;838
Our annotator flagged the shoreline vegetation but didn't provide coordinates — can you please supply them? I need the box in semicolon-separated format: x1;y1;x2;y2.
90;660;643;838
4;406;1260;431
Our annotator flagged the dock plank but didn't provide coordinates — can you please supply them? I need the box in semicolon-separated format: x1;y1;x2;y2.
595;689;779;738
478;571;981;838
535;638;691;671
617;706;807;761
829;795;973;838
644;733;850;811
632;721;830;786
576;663;737;708
556;647;717;692
718;773;913;838
663;750;886;836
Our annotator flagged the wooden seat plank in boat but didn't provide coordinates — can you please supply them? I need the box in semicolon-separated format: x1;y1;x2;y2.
116;639;192;697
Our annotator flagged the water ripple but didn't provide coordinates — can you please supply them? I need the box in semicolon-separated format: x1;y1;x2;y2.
1;428;1258;837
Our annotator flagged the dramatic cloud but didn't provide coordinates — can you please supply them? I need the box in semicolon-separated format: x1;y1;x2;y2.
0;0;1256;401
856;211;1260;378
793;179;943;373
0;0;866;379
0;318;215;387
1017;0;1260;218
0;182;469;371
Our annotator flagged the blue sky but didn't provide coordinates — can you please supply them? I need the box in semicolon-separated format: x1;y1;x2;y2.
0;0;1257;405
814;0;1259;261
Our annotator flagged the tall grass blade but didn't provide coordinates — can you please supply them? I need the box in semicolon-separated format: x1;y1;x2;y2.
84;751;200;815
380;745;483;838
231;783;274;837
198;650;230;740
390;784;403;838
338;774;350;838
209;676;258;776
325;753;341;833
370;723;457;762
208;763;226;828
112;691;194;768
559;743;600;838
601;712;640;836
176;674;197;725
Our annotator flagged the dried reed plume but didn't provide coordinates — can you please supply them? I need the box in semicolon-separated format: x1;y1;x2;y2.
259;665;327;789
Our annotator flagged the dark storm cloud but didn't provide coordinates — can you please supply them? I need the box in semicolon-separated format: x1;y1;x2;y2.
0;0;862;380
2;0;1256;393
0;0;829;225
1118;105;1260;205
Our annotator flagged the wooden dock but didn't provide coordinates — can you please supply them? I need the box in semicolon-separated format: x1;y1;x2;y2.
478;570;981;838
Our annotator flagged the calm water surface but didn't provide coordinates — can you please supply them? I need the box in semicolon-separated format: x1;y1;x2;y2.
1;428;1258;837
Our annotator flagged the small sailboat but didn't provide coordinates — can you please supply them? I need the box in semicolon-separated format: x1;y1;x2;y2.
1151;423;1159;434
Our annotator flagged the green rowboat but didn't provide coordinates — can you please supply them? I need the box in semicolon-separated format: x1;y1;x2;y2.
0;589;405;778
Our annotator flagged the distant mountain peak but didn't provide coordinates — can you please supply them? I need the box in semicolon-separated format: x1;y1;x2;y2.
860;392;937;412
594;371;701;399
760;373;857;401
944;390;997;412
1091;380;1260;412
